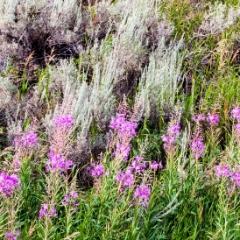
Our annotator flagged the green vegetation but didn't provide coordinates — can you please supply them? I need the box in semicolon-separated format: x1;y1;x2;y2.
1;0;240;239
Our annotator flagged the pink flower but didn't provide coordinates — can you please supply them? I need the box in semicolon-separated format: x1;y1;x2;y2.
54;115;74;129
215;164;231;178
190;137;205;159
133;185;151;207
0;172;21;197
206;113;220;126
88;163;105;177
39;204;58;220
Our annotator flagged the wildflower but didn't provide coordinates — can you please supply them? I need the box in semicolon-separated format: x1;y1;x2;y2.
5;230;21;240
114;143;131;161
0;172;21;197
206;113;220;126
54;115;74;129
39;204;58;220
215;164;231;178
133;185;151;207
162;123;181;152
116;170;134;191
21;131;38;147
62;190;79;206
150;161;163;170
192;114;205;123
131;156;146;174
190;137;205;159
14;131;38;149
231;107;240;121
234;123;240;132
109;114;126;130
46;151;73;173
168;123;181;135
231;171;240;187
88;163;105;177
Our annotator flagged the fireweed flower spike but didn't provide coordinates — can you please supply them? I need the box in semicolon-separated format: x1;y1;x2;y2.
110;112;137;161
39;204;58;220
46;151;73;173
62;190;79;206
53;115;74;129
231;107;240;121
133;185;151;207
215;164;231;178
162;123;181;152
190;137;205;159
14;131;38;149
5;230;21;240
192;114;205;123
0;172;21;197
150;161;163;170
88;163;105;177
206;113;220;126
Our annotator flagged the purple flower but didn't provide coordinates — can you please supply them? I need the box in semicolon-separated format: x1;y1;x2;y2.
133;185;151;207
39;204;58;220
54;115;74;129
110;114;137;137
216;164;231;178
150;161;163;170
0;172;21;197
206;113;220;126
21;131;38;147
192;114;205;123
62;191;79;206
235;123;240;131
114;143;131;161
168;124;181;135
131;156;146;174
109;114;126;130
190;137;205;159
88;163;105;177
5;230;21;240
116;170;134;191
231;171;240;187
231;107;240;121
46;151;73;173
162;123;180;152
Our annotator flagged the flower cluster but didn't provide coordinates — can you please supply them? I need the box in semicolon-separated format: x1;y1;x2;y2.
161;123;180;152
5;230;21;240
131;156;146;174
150;161;163;170
216;164;231;178
110;114;137;161
215;164;240;191
54;115;74;129
110;114;137;138
39;204;58;220
21;131;38;147
231;107;240;133
190;137;205;159
133;185;151;207
62;190;79;207
206;113;220;126
46;150;73;173
116;168;134;192
14;131;38;149
0;172;21;197
115;157;148;192
88;163;105;177
192;114;205;123
192;112;220;127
